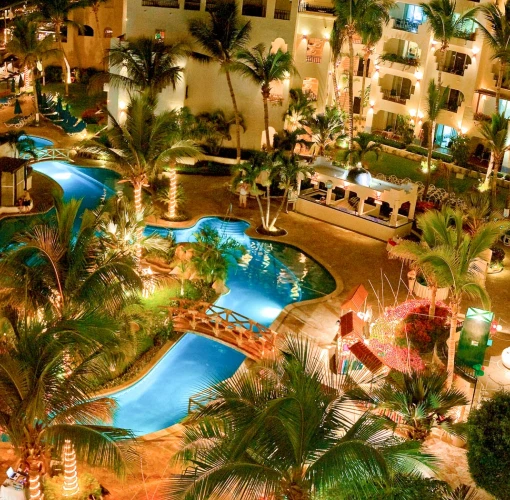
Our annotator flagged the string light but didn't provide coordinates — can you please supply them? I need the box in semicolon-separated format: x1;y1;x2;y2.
62;440;79;497
169;168;177;218
29;473;42;500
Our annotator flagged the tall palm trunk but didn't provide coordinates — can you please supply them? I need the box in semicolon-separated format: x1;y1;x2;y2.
133;180;144;262
27;455;43;500
254;193;266;229
347;31;355;150
446;300;459;388
265;184;271;230
225;68;241;164
262;87;271;151
93;6;104;68
332;60;342;113
32;67;40;125
55;21;70;96
429;284;437;318
491;154;502;208
269;187;288;230
23;65;30;92
437;45;446;88
359;49;370;120
496;62;505;113
423;120;435;199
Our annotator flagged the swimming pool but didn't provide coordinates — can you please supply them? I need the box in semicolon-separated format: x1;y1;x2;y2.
24;162;336;435
20;134;54;150
111;334;245;436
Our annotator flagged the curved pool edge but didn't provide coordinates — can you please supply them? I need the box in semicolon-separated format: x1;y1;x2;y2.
147;214;344;304
96;336;182;399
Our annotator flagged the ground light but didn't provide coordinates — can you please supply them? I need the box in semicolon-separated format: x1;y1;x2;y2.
62;440;79;497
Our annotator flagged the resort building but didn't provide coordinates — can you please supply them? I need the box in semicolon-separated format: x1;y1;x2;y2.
70;0;503;158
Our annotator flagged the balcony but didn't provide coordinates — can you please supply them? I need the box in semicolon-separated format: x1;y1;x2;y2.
298;1;335;15
274;8;291;19
242;0;267;17
439;51;471;77
379;53;420;69
142;0;179;6
184;0;200;9
381;89;411;105
391;18;421;33
442;90;464;113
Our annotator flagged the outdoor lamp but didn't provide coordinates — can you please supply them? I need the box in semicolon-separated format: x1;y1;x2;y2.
325;180;333;189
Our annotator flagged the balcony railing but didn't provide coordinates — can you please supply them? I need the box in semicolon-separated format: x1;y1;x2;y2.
381;89;410;104
443;101;461;113
184;0;200;9
443;65;466;76
392;18;421;34
274;8;291;19
242;3;266;16
298;3;335;14
205;0;217;11
306;55;322;63
142;0;179;6
454;31;476;42
380;52;420;68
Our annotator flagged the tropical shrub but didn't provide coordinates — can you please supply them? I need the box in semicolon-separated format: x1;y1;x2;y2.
449;134;470;167
406;144;453;162
44;64;63;83
81;108;103;124
43;473;101;500
369;134;406;149
397;303;449;353
467;391;510;499
379;52;420;67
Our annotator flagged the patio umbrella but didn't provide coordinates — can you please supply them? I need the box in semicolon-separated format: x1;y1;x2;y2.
14;98;22;115
17;73;23;89
10;78;14;93
56;95;62;113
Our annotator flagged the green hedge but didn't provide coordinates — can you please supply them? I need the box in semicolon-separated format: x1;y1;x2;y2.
405;145;453;162
203;146;259;160
369;134;406;149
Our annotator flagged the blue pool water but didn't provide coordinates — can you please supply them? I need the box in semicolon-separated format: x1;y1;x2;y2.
20;162;336;435
111;334;245;436
20;134;54;149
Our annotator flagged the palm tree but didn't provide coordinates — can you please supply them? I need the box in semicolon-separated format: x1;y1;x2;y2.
191;225;245;288
369;369;468;441
269;154;314;229
232;43;297;151
0;194;142;323
284;88;316;131
0;131;37;159
188;0;252;163
6;18;58;124
330;20;346;113
347;132;382;167
167;336;435;500
359;23;383;119
86;0;107;35
80;94;200;258
334;0;394;149
479;112;510;207
0;316;136;499
476;1;510;112
301;106;345;158
34;0;89;96
420;0;478;87
197;109;245;155
423;79;449;198
107;36;188;99
416;207;506;388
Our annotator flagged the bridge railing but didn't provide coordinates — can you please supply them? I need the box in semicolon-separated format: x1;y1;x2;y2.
165;300;278;360
22;148;74;162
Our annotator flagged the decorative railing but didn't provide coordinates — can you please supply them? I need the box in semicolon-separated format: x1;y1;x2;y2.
22;148;74;162
142;0;179;6
274;8;291;19
306;55;322;63
391;18;421;34
298;3;335;14
165;300;278;360
205;0;217;10
184;0;200;9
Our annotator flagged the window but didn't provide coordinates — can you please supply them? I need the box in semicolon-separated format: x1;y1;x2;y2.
104;27;113;38
306;38;324;63
79;25;94;37
499;99;510;118
155;29;165;43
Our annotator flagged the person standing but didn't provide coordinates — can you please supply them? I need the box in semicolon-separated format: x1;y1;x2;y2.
239;182;248;208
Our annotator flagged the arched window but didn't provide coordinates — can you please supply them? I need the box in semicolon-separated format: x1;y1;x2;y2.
79;25;94;37
104;27;113;38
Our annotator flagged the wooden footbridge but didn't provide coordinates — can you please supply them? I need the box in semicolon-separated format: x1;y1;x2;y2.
165;300;278;360
22;148;75;162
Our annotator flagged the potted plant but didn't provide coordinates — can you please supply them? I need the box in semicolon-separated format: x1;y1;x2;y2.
488;246;505;274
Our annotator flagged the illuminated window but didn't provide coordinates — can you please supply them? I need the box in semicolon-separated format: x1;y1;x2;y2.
104;27;113;38
155;29;165;43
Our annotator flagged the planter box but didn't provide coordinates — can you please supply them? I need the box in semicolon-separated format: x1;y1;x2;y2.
413;281;449;301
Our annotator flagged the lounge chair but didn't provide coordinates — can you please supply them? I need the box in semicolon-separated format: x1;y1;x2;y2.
66;120;86;135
